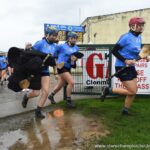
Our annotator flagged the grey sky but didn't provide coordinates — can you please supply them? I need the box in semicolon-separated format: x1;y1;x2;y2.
0;0;150;50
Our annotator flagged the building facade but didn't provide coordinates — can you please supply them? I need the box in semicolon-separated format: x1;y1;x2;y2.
81;8;150;44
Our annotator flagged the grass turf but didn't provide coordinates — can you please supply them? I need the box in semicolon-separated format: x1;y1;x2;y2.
58;96;150;150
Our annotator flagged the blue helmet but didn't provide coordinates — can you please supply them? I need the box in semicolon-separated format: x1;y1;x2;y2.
45;26;58;35
67;32;78;39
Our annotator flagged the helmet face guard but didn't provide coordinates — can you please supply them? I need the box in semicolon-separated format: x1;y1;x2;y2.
129;17;145;31
67;32;78;39
45;27;58;36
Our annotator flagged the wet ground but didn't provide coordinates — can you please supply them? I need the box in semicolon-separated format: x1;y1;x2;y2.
0;107;109;150
0;76;99;118
0;78;63;118
0;76;107;149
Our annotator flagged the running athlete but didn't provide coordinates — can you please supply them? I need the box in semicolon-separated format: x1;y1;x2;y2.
101;17;145;115
48;32;79;108
22;27;58;119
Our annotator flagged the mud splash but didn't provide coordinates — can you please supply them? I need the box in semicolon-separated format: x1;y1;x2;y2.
0;108;110;150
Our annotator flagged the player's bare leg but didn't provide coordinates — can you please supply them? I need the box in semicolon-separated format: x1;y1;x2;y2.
22;90;40;108
60;72;75;108
48;76;65;104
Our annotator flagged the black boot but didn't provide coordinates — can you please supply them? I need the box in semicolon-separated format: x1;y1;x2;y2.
122;107;130;116
100;86;110;102
22;93;29;108
35;107;45;119
48;93;56;104
66;97;76;108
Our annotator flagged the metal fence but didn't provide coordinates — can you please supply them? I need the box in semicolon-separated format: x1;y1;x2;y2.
70;44;114;96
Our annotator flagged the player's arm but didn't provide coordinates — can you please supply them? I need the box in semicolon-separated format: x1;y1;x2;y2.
111;44;126;62
56;45;65;69
112;44;135;65
53;49;58;75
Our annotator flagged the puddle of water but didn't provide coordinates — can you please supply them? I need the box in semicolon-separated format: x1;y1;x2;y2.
0;108;110;150
0;129;28;150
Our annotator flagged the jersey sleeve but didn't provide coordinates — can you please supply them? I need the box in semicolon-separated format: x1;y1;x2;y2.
117;34;127;47
111;44;126;62
32;41;42;52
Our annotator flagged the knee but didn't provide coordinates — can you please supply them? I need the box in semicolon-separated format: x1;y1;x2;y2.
28;90;40;98
33;91;40;97
128;89;137;95
68;80;74;86
42;90;49;98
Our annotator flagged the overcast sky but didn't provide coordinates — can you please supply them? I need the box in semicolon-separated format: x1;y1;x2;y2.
0;0;150;51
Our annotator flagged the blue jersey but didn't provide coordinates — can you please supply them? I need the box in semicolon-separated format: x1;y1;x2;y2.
33;38;58;73
33;38;58;57
115;31;142;67
57;43;79;69
0;56;7;69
